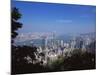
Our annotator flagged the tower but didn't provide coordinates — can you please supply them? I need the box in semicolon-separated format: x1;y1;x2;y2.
42;34;48;50
71;37;76;51
52;32;56;49
61;40;64;47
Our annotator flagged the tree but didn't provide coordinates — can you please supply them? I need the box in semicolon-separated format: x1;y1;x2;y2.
11;7;22;43
11;7;23;74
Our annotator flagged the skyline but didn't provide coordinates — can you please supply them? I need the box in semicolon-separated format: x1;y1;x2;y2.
12;1;96;35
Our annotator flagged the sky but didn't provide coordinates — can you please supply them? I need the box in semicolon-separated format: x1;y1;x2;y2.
12;0;96;35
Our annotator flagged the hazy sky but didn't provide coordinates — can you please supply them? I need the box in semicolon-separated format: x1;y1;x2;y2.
12;1;96;35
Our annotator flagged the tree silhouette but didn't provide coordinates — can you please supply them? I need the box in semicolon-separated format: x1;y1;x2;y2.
11;7;44;74
11;7;22;43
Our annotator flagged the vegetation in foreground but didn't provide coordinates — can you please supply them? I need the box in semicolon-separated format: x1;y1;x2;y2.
12;45;95;74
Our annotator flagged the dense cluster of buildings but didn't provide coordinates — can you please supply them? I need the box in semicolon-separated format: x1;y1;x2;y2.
18;32;95;66
14;33;96;65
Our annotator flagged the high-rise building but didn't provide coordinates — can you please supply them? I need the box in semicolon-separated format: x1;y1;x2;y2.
42;35;47;50
52;32;56;49
71;37;76;51
82;42;86;52
61;40;64;47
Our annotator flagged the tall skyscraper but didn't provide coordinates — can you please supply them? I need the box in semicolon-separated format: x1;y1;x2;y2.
71;37;76;51
42;35;47;50
52;32;56;49
61;40;64;47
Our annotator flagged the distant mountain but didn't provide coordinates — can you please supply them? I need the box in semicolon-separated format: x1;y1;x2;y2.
56;34;73;42
15;39;44;47
80;32;96;38
15;32;96;46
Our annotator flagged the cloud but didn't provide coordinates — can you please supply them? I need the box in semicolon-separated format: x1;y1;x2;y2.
80;15;90;18
56;19;72;23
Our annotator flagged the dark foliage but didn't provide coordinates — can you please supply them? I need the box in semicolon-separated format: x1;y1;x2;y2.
63;52;95;71
11;7;21;21
12;46;41;74
11;7;22;43
49;52;95;72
